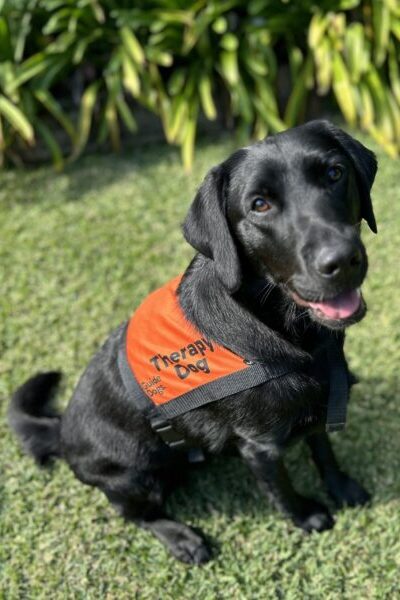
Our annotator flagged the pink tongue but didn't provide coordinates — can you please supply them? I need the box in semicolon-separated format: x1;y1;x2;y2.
309;290;360;319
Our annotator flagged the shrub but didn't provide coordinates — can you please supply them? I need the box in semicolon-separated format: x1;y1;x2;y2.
0;0;399;170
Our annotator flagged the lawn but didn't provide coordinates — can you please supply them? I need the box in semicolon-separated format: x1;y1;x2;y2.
1;133;400;599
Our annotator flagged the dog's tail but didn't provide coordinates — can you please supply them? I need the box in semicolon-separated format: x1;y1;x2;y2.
8;372;63;465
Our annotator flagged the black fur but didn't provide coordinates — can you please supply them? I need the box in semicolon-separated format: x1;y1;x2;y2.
9;121;376;564
9;371;62;465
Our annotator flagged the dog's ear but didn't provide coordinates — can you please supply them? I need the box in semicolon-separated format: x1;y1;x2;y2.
183;164;241;292
318;121;378;233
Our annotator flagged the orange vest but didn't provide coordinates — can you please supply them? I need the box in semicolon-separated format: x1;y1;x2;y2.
118;276;291;421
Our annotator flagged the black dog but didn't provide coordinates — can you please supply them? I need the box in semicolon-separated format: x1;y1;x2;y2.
9;120;377;565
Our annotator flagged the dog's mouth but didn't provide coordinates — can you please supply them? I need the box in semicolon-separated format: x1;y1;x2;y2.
290;288;364;326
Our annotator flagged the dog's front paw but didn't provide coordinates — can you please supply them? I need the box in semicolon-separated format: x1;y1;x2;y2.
168;528;212;565
293;499;335;533
327;473;371;508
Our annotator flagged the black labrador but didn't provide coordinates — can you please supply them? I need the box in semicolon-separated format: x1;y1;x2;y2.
9;120;377;565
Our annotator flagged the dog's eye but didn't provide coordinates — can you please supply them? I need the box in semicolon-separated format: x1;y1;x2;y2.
327;165;343;182
252;197;271;212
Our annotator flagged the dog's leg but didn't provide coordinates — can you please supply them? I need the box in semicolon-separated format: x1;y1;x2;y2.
238;439;334;532
306;432;370;507
104;489;211;565
139;516;211;565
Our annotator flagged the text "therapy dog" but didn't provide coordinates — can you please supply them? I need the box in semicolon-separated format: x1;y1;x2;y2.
150;339;214;380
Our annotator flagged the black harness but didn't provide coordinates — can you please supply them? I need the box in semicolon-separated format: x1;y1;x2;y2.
118;326;350;455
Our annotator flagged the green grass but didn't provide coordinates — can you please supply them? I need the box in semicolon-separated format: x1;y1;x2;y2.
1;134;400;600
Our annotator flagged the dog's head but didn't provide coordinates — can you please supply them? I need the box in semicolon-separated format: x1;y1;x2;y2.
183;120;377;329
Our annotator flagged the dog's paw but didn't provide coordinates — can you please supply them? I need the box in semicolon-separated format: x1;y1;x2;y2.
327;473;371;508
294;500;335;533
168;529;212;565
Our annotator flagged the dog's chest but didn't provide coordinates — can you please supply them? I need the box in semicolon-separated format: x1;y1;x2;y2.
218;333;336;448
236;365;330;446
177;327;344;450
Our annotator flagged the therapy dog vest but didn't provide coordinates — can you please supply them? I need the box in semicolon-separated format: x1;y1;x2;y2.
118;276;349;450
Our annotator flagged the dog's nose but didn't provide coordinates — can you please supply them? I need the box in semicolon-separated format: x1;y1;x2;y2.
315;246;362;278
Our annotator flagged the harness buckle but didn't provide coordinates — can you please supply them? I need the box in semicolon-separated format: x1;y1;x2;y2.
150;415;187;449
150;415;205;461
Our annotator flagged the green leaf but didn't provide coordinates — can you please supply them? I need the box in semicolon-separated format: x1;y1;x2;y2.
358;81;375;128
167;69;186;96
46;31;75;54
288;46;303;81
35;120;64;171
199;75;217;120
365;69;394;143
391;19;400;42
253;116;268;139
213;16;227;34
264;47;278;80
254;77;279;114
122;52;141;98
253;97;285;133
0;16;12;61
372;0;390;66
88;0;105;23
181;116;196;172
314;36;332;94
219;50;239;85
121;27;145;65
387;92;400;141
220;33;239;51
182;11;213;54
366;67;389;110
43;8;72;36
332;52;357;125
34;89;76;141
149;10;192;26
235;82;253;123
115;95;137;132
345;23;368;84
243;53;268;77
0;95;34;143
335;0;360;7
146;48;173;67
0;61;19;101
71;81;99;160
105;99;121;151
368;124;398;157
96;109;108;145
166;95;188;143
284;53;313;126
10;53;52;90
389;41;400;106
308;12;328;49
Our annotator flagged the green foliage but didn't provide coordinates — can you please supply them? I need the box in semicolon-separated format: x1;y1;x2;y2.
1;0;400;169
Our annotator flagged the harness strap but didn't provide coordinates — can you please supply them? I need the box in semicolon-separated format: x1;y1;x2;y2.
325;340;350;432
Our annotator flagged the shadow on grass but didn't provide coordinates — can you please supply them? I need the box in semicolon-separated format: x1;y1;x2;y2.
0;149;168;208
1;133;233;208
62;143;181;203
